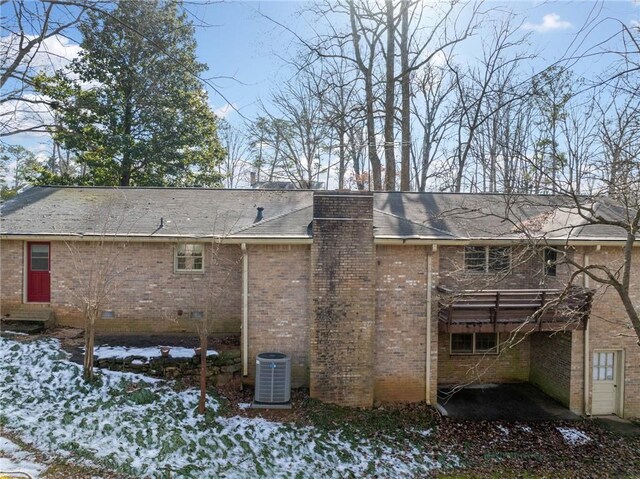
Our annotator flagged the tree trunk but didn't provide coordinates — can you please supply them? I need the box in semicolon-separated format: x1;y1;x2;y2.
383;0;396;191
83;312;95;382
119;95;133;186
199;331;207;414
399;0;411;191
365;80;382;190
348;1;382;190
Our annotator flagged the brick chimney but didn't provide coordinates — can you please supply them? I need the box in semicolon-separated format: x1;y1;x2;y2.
310;191;375;407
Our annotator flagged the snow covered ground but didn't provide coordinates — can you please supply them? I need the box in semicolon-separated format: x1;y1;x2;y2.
93;344;218;360
0;337;455;478
556;426;592;446
0;437;46;478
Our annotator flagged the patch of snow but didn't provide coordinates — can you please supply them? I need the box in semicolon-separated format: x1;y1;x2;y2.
518;425;532;433
0;330;29;336
410;428;433;437
238;402;252;410
0;437;47;478
92;345;218;359
130;359;145;365
556;427;591;445
0;337;457;478
497;425;509;436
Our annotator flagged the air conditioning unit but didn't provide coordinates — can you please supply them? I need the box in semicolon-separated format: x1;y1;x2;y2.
254;352;291;406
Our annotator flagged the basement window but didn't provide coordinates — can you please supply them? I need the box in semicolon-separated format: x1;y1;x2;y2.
464;246;511;273
175;244;204;272
450;333;499;355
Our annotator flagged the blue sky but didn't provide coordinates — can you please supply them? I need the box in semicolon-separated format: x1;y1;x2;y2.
190;0;640;125
5;0;640;154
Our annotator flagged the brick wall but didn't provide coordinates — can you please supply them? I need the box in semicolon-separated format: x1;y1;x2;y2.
374;245;428;403
569;330;585;414
0;240;23;313
439;245;571;290
529;332;573;407
246;244;311;388
2;240;242;334
310;192;376;407
438;332;530;385
586;246;640;418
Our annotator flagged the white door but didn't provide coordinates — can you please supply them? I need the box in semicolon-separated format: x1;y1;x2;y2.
592;351;622;416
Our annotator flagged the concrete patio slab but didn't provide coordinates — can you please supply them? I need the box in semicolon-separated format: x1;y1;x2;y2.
438;383;581;421
593;416;640;437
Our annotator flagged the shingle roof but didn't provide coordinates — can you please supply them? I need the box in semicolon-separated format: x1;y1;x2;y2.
0;187;313;238
373;192;633;240
0;186;633;241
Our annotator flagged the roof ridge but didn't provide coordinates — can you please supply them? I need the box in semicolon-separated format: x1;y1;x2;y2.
29;185;316;192
373;208;454;237
231;204;313;235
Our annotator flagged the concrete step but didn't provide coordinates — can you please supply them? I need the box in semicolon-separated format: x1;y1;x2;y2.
2;307;56;329
1;320;45;334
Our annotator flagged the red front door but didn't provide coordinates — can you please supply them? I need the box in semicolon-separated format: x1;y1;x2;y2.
27;242;50;302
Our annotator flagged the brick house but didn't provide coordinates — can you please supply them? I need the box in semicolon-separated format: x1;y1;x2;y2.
1;186;638;418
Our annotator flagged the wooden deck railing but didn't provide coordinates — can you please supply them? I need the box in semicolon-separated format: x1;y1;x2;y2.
437;285;593;333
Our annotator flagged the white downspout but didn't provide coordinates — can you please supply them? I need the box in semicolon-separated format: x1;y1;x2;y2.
583;250;590;415
241;243;249;376
425;244;436;405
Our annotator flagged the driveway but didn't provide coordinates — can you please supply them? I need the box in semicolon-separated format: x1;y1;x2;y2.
438;383;581;421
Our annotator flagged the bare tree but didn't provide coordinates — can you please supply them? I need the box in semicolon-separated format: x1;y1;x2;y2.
1;0;91;137
382;0;397;191
64;193;132;381
260;76;329;188
316;57;364;189
395;0;479;190
410;62;456;191
194;239;242;414
597;78;640;203
218;120;250;188
172;215;242;414
447;15;530;192
248;117;289;184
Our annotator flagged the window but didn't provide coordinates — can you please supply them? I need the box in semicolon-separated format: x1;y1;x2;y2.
451;333;499;354
464;246;486;272
30;244;49;271
592;352;615;381
175;244;203;272
544;248;557;277
464;246;511;273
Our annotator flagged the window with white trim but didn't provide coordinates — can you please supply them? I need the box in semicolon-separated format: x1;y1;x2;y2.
450;333;499;354
464;246;511;273
175;244;204;272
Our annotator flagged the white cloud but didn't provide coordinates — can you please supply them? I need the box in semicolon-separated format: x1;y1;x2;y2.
0;35;83;139
0;93;54;138
213;103;236;119
523;13;572;33
429;50;448;68
1;33;81;74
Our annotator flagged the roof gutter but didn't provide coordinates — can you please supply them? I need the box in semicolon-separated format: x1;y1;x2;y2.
374;237;638;246
1;235;636;246
0;234;313;245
